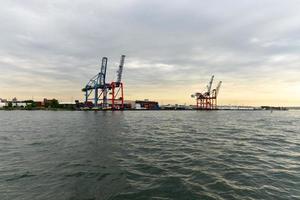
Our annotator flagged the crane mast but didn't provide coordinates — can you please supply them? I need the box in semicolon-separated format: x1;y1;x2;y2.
99;57;108;86
215;81;222;97
206;75;214;96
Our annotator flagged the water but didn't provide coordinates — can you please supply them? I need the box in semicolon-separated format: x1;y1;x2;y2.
0;111;299;200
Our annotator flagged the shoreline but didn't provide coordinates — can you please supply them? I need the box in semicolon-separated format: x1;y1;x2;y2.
0;108;292;111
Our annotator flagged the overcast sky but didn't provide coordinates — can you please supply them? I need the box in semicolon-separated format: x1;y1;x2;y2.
0;0;300;105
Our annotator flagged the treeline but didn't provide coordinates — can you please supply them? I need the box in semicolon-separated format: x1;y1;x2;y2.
1;99;76;110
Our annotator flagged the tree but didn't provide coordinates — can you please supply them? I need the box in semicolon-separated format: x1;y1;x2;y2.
49;99;59;108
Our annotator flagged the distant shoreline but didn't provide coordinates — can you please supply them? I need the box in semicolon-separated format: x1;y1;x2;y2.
0;108;293;111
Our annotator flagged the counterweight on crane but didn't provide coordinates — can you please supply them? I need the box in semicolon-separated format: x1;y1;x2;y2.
191;75;222;110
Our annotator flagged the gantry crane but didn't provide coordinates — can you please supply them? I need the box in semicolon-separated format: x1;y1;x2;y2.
191;75;222;110
82;55;126;110
82;57;110;108
109;55;126;110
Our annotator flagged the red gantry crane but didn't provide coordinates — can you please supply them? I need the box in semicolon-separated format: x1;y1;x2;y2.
191;75;222;110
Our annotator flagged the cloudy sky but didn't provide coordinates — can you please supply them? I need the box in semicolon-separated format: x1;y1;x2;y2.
0;0;300;106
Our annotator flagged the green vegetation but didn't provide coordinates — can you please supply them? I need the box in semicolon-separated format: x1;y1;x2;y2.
0;98;83;111
44;99;59;109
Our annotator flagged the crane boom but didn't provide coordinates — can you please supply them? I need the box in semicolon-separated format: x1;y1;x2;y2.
99;57;108;86
215;81;222;97
207;75;214;95
116;55;125;83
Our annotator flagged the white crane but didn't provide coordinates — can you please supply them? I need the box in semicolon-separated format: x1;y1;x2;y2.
116;55;125;84
205;75;214;96
212;81;222;98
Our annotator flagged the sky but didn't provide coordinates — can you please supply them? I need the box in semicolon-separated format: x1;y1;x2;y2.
0;0;300;106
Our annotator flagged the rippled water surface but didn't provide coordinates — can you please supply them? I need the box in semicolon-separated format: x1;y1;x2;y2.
1;110;300;200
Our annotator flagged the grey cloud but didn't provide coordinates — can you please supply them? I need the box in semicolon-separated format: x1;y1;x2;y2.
0;0;300;101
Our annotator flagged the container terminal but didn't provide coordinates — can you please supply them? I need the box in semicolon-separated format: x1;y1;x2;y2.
80;54;225;111
0;55;290;111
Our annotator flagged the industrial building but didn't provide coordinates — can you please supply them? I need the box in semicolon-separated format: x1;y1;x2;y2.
160;104;193;110
59;102;77;110
80;99;159;110
135;100;159;110
11;98;27;108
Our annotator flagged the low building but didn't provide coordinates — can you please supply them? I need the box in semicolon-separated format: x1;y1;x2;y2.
160;104;193;110
123;100;135;109
9;97;27;108
59;101;77;110
12;101;27;108
0;99;8;108
34;101;43;108
261;106;288;111
135;100;159;110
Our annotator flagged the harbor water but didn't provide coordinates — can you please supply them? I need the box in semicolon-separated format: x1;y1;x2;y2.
0;111;299;200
